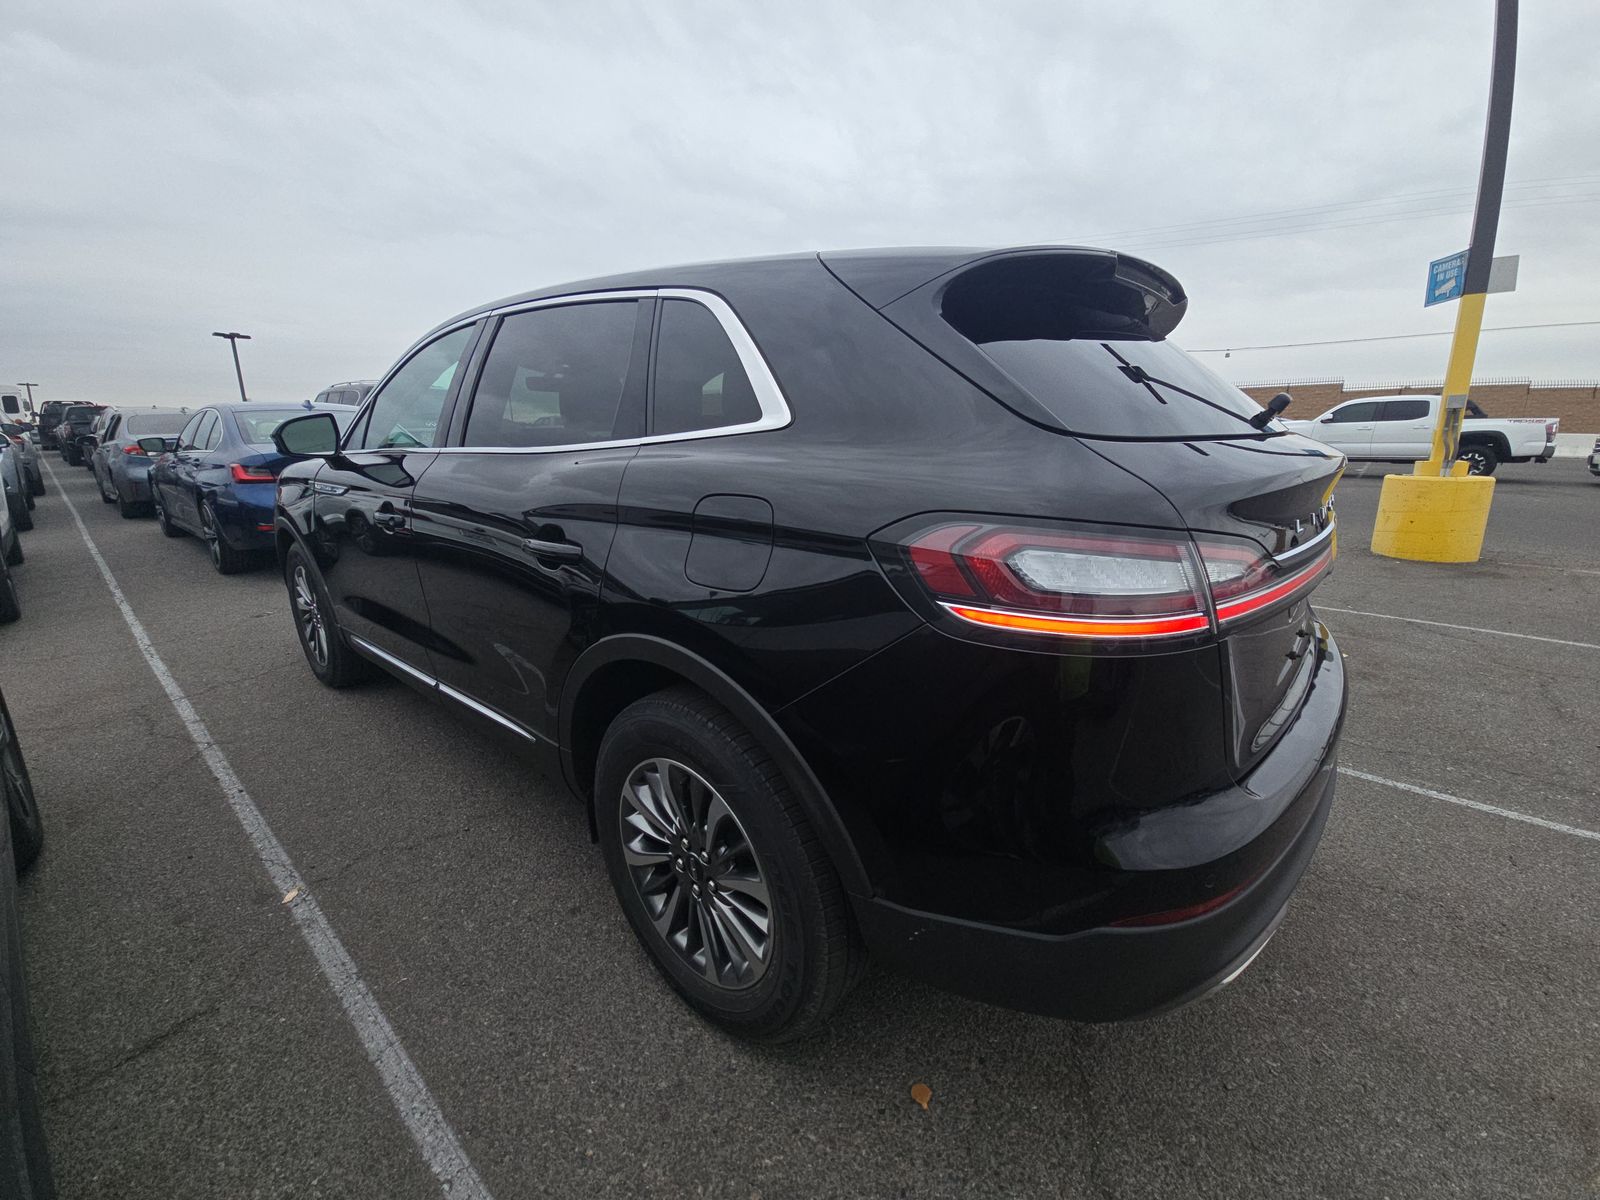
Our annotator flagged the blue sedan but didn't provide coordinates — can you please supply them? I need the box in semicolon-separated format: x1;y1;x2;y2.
149;403;357;574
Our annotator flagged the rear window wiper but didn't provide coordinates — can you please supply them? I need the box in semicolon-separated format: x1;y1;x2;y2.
1100;344;1261;429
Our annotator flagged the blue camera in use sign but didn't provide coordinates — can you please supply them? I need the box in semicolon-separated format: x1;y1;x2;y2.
1426;251;1468;306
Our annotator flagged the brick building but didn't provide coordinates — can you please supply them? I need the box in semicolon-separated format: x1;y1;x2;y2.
1237;379;1599;432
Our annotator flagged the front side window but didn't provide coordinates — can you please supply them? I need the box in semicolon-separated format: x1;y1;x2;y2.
652;300;762;436
357;325;474;450
177;412;206;448
463;302;639;448
1327;401;1381;424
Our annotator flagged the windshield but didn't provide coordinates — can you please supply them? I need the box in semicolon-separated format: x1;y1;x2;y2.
972;336;1267;439
237;407;357;445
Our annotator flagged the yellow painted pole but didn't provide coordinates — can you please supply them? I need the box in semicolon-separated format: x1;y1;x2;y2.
1416;292;1486;475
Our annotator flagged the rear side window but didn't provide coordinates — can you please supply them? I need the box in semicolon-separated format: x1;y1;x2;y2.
652;300;762;436
1377;399;1430;421
177;412;206;448
463;301;640;448
195;411;221;450
1328;401;1380;423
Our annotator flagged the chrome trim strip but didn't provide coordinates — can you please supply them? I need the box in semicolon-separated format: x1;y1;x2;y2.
347;635;436;687
427;286;792;456
436;682;540;742
1273;518;1335;566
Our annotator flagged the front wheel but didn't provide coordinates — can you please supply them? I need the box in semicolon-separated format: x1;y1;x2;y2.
0;559;19;624
284;544;373;688
1;700;42;872
1457;443;1499;476
596;687;862;1043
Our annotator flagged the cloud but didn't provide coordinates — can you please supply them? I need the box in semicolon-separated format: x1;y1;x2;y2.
2;0;1597;404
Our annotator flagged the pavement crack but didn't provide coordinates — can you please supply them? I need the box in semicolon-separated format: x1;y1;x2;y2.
43;1003;221;1110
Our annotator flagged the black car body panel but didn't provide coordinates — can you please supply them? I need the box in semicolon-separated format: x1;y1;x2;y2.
276;246;1348;1022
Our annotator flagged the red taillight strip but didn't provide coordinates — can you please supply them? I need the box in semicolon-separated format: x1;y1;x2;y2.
1109;878;1253;928
1214;552;1330;624
943;603;1211;639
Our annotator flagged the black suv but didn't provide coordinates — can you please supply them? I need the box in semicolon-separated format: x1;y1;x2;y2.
273;246;1347;1041
34;403;67;451
55;404;105;466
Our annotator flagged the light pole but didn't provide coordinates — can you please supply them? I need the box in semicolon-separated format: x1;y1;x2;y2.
212;331;252;402
17;383;37;413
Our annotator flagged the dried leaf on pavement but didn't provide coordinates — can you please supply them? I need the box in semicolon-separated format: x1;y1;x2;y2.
911;1082;932;1111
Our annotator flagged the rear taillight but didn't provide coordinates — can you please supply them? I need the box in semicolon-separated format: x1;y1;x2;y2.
123;443;147;456
887;518;1334;645
6;436;23;446
229;462;276;483
900;523;1212;641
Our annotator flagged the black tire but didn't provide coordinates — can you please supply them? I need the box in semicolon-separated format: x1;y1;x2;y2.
199;502;249;575
2;700;43;873
1457;442;1499;476
27;467;43;497
9;492;32;533
0;559;19;624
284;544;373;687
595;686;862;1043
23;489;34;512
117;492;146;519
61;445;79;467
152;487;187;538
5;532;22;567
97;469;115;504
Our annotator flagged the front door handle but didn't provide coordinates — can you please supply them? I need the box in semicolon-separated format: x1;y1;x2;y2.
521;537;582;562
373;509;407;530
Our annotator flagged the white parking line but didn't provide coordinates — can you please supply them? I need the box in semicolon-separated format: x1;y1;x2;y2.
1339;767;1600;843
45;460;495;1200
1318;605;1600;651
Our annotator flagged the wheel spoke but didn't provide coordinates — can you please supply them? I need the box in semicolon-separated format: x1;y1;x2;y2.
617;756;773;990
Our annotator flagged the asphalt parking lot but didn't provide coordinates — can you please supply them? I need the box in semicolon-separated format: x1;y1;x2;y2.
7;454;1597;1200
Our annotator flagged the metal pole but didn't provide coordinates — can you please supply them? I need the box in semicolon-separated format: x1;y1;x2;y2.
1420;0;1517;475
212;332;252;402
228;339;248;402
17;383;37;412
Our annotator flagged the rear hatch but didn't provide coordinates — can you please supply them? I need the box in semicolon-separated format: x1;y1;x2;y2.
823;246;1344;777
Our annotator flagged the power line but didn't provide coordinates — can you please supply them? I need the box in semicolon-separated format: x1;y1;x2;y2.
1188;319;1600;354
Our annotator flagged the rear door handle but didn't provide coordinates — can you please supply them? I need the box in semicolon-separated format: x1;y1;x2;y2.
521;537;582;562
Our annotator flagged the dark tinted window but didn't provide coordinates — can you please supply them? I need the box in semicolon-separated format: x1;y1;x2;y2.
464;302;639;448
652;300;762;436
124;412;190;436
1377;399;1431;421
1327;401;1381;423
358;325;474;450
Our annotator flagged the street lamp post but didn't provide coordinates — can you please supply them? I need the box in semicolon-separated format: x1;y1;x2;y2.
212;331;252;402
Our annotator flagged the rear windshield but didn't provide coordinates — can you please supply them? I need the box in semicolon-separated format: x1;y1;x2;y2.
969;337;1265;439
124;412;189;436
236;407;357;445
64;406;102;424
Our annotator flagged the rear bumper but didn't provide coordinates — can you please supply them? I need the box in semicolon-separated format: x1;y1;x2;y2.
214;486;277;549
851;627;1345;1022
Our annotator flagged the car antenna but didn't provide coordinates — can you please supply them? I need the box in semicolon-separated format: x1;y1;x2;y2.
1249;392;1292;430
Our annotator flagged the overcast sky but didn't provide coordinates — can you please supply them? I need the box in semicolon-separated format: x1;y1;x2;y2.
4;0;1597;407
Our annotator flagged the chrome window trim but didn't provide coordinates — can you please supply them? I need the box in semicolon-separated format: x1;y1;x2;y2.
1272;517;1335;566
426;286;792;456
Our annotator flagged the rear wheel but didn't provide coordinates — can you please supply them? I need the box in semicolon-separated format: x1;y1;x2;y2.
62;444;79;466
200;502;249;574
596;686;862;1043
27;466;43;497
117;491;145;519
2;701;43;872
285;544;372;687
0;560;19;624
5;532;22;566
153;487;187;538
8;491;32;532
1457;442;1499;476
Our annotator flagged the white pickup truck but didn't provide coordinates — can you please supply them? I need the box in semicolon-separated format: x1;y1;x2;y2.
1282;394;1558;475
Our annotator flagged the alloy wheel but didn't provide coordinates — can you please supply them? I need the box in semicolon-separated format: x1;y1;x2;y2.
292;564;329;668
619;757;773;989
200;506;222;567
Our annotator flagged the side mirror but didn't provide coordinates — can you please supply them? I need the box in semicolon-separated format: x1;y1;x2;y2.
136;436;172;455
1248;391;1291;430
1319;415;1336;424
272;411;341;457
